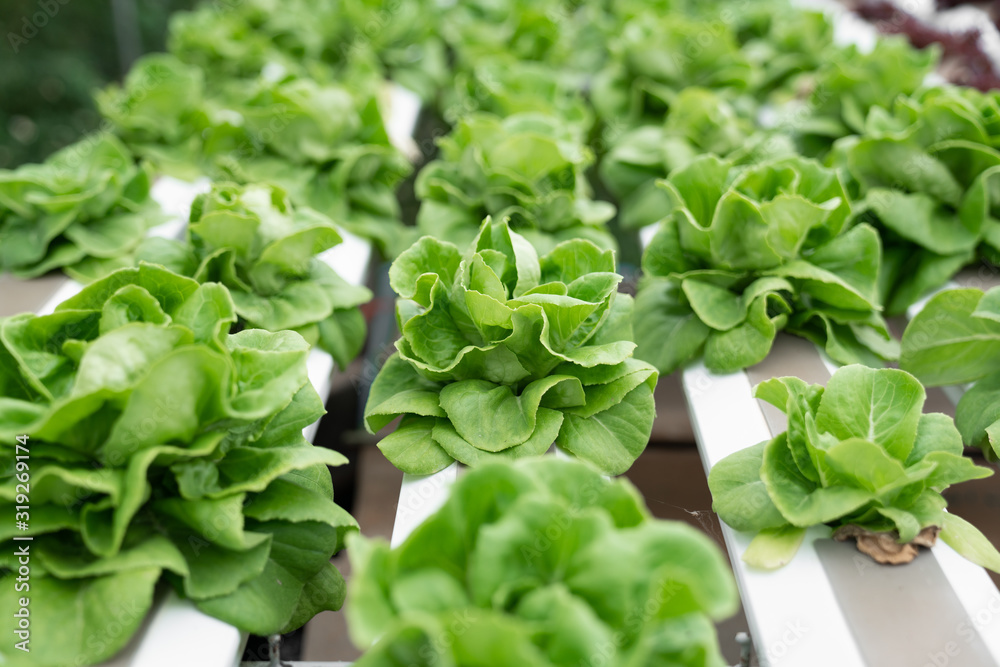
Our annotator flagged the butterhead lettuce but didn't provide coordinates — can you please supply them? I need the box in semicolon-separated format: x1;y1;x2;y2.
709;365;1000;572
832;86;1000;314
347;458;739;667
437;0;608;84
98;54;412;255
635;153;896;374
136;182;372;371
442;57;593;132
364;219;657;476
0;265;356;666
902;286;1000;462
0;133;166;281
600;87;795;230
591;13;754;127
168;0;447;101
415;112;616;254
791;37;938;157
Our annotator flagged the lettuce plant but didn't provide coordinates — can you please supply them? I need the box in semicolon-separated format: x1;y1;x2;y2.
789;37;938;157
169;0;448;102
600;87;794;230
209;75;412;255
167;0;343;83
831;86;1000;314
415;112;616;253
99;54;412;255
364;220;657;476
591;14;754;126
709;365;1000;571
591;0;833;126
437;0;608;85
442;58;592;132
731;4;835;95
901;286;1000;462
347;458;739;667
95;53;210;182
0;133;165;281
635;154;895;374
332;0;449;102
0;264;356;667
136;182;372;371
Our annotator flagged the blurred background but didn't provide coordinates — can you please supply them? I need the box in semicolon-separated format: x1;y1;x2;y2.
0;0;194;169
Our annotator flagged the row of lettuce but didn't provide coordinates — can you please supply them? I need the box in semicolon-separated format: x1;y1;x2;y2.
0;0;950;269
3;236;1000;667
2;0;1000;665
4;0;997;377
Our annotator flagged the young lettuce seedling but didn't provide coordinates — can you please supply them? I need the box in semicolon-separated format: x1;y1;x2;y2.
709;365;1000;571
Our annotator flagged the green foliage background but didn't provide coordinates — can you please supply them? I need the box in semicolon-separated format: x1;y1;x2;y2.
0;0;195;169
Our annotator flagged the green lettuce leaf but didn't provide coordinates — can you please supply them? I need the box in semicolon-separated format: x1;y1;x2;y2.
365;220;657;475
347;458;738;667
0;266;357;667
709;365;999;571
636;154;893;373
